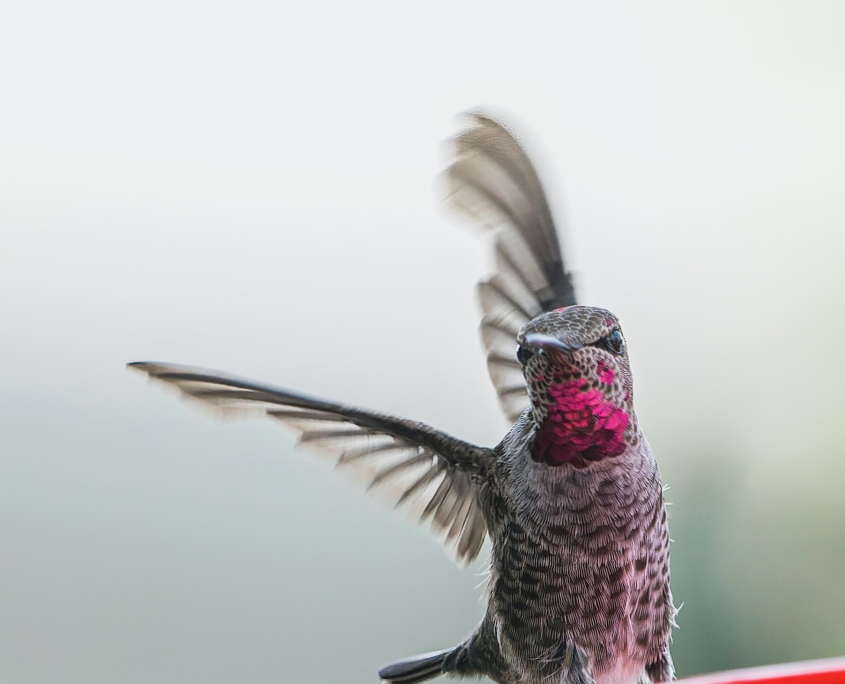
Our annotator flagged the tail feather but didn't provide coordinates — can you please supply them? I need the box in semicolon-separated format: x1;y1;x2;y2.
378;648;454;684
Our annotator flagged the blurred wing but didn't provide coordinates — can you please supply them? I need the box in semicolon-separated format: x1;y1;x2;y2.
129;362;491;564
444;113;576;422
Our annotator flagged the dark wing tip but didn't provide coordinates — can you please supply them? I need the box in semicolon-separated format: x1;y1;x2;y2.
127;361;168;375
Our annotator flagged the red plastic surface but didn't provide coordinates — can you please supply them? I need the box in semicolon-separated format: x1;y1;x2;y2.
679;658;845;684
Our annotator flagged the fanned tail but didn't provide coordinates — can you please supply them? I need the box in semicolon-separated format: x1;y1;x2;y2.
378;648;455;684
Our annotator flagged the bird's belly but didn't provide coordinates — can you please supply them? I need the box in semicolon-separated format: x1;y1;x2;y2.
593;659;646;684
490;558;632;673
488;523;656;684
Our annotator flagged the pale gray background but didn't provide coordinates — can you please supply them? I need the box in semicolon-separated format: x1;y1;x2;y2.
2;2;845;682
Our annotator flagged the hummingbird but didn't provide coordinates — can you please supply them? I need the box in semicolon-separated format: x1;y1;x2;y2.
129;114;675;684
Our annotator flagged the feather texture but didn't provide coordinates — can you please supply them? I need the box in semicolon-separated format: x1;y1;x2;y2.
128;362;491;564
444;114;576;422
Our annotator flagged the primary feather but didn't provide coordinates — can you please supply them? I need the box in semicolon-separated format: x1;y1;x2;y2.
128;361;491;564
444;114;577;421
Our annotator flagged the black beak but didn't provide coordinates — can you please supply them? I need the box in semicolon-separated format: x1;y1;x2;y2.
522;333;581;353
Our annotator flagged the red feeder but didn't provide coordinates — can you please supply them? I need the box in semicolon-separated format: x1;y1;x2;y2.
679;658;845;684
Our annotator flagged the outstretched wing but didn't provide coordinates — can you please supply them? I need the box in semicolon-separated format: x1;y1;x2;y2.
129;362;491;564
444;113;576;422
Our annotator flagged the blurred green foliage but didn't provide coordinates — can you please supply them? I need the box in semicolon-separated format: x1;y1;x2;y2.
665;447;845;676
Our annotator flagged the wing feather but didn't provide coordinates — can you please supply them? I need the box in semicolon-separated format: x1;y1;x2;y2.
129;361;491;565
445;113;577;422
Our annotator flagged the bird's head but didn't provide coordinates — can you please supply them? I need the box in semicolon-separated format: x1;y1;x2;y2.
516;305;638;468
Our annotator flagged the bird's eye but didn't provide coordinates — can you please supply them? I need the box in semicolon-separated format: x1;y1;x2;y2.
605;329;625;354
516;345;534;366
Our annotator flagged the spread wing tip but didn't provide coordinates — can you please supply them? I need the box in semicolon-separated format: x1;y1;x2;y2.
128;359;491;565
